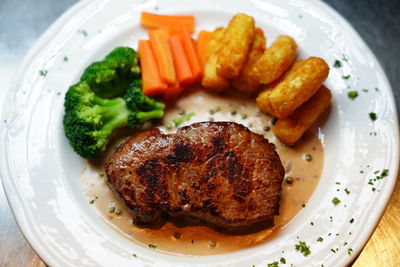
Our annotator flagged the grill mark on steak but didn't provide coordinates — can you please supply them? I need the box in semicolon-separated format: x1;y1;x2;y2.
137;157;169;203
163;139;194;167
105;122;285;232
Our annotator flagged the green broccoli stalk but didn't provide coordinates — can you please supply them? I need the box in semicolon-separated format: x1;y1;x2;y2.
63;81;164;158
80;47;140;99
124;79;165;112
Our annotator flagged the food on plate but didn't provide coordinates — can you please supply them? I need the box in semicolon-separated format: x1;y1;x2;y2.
140;12;195;34
256;57;330;119
216;13;255;79
231;27;266;94
201;28;230;91
273;85;332;145
195;30;212;69
169;35;193;85
79;47;140;98
149;28;177;84
249;35;297;85
63;47;165;158
172;25;203;83
138;40;168;95
140;16;202;100
104;122;284;231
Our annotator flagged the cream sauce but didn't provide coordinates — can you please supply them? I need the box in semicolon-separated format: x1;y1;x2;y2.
81;87;324;256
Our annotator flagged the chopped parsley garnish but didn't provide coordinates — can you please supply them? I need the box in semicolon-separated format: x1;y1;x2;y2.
342;75;350;80
332;197;341;205
310;222;314;226
63;56;69;62
89;195;98;204
343;242;348;246
333;60;342;68
271;117;278;125
241;114;248;119
369;112;377;121
344;188;350;194
347;91;358;100
347;248;353;255
317;237;323;242
78;29;88;37
148;243;157;249
268;261;279;267
380;169;389;178
264;126;271;132
335;182;341;185
132;253;137;257
362;88;369;92
280;257;286;264
375;87;379;92
349;218;354;223
172;112;195;127
39;70;48;77
295;241;311;256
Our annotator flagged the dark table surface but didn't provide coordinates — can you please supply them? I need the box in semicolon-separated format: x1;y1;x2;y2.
1;0;399;266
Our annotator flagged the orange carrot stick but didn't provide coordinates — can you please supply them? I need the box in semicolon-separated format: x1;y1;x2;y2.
163;80;184;101
174;25;202;82
138;40;167;96
141;12;195;34
149;27;177;84
195;30;212;70
169;35;194;85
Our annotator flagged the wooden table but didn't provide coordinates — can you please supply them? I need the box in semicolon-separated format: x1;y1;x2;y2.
0;0;399;266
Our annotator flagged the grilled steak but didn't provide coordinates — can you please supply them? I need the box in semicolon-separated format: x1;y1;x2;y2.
105;122;284;231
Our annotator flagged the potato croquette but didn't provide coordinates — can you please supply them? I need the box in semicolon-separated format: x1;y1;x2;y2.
201;28;230;91
232;27;266;94
257;57;329;118
256;60;303;115
273;86;332;146
250;35;297;85
216;13;255;79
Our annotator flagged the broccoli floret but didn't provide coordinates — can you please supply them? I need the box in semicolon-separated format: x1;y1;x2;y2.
80;47;140;98
63;47;165;158
63;81;164;158
124;79;165;112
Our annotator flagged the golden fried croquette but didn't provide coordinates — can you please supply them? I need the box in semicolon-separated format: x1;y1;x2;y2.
216;13;255;79
232;27;266;94
201;28;230;91
250;35;297;85
273;85;332;146
257;57;329;118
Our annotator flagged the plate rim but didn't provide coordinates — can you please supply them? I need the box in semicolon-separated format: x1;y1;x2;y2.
1;0;399;266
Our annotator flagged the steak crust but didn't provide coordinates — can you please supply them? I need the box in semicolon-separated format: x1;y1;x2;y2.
104;122;284;231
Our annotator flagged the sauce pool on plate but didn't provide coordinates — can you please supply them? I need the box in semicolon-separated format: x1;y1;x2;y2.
81;88;324;256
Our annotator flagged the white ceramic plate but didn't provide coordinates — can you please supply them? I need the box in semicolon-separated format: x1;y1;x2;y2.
1;0;398;266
